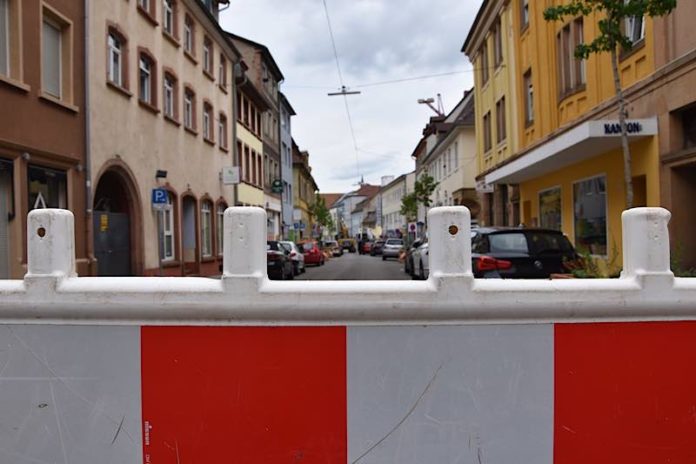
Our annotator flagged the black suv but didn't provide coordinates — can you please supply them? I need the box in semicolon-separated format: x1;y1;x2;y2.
471;228;578;278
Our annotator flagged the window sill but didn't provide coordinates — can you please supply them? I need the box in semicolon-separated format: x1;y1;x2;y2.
139;99;160;115
203;69;215;82
137;6;159;27
218;83;228;94
619;39;646;62
184;126;198;136
184;50;198;65
220;145;229;153
558;84;587;104
0;74;30;93
520;23;530;37
203;137;216;146
39;92;79;113
106;80;132;99
524;118;534;129
201;256;216;263
163;30;180;48
161;259;180;268
164;114;181;127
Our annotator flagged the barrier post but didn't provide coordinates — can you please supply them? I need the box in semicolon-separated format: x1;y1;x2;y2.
428;206;473;284
25;209;76;280
621;208;674;287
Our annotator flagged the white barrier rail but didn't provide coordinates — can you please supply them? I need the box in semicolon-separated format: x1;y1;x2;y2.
0;206;694;325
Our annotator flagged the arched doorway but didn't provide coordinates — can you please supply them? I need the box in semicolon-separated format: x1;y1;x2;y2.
93;167;141;276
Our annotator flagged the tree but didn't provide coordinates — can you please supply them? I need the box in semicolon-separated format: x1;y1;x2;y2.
400;193;418;223
309;194;334;236
401;173;439;232
544;0;676;209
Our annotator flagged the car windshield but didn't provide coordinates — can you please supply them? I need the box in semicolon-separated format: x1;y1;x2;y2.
526;231;574;254
302;242;315;252
488;233;529;253
386;239;403;246
267;241;283;252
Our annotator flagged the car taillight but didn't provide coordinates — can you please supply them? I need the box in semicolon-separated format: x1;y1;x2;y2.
290;251;296;257
268;253;281;261
476;255;512;272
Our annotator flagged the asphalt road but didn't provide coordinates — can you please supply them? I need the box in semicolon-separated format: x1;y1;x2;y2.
297;251;411;280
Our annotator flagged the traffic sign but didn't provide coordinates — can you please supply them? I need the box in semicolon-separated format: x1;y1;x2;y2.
152;188;169;211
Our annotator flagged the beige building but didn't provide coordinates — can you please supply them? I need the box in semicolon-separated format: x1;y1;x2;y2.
89;0;239;276
380;173;411;237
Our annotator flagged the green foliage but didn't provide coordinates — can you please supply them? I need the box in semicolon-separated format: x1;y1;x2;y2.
544;0;677;59
565;237;621;278
671;243;696;277
309;194;334;232
414;173;439;208
400;193;418;222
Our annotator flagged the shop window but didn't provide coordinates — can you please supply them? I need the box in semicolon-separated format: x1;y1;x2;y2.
28;165;67;211
539;187;562;231
573;175;607;255
200;201;212;258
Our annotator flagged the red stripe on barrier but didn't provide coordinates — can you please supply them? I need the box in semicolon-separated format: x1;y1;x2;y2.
555;322;696;464
141;327;347;464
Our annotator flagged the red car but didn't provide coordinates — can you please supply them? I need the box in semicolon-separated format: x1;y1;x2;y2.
361;241;374;254
301;241;325;266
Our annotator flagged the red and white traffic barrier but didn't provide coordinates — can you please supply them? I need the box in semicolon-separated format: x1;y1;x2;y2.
0;207;695;463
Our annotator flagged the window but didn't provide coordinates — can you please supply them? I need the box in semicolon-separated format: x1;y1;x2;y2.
1;0;9;76
493;20;503;68
218;113;227;149
163;73;177;120
201;201;212;258
524;70;534;125
521;0;529;30
483;111;492;152
28;165;67;210
138;0;156;21
138;52;155;106
107;32;123;87
496;97;506;143
162;0;175;37
163;193;175;260
183;14;194;55
42;18;62;98
557;18;586;98
454;141;459;169
480;41;489;84
184;87;195;130
539;187;561;231
244;145;250;182
216;203;225;256
218;54;227;89
624;0;645;45
203;36;213;75
203;102;213;141
251;150;257;185
682;106;696;149
573;175;607;255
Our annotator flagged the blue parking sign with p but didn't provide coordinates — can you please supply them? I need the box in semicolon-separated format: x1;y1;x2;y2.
152;188;168;208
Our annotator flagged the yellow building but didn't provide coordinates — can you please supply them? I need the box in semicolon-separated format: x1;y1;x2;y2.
462;0;521;227
291;141;319;241
465;0;666;266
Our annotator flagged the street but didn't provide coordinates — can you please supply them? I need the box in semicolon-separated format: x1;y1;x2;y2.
297;252;410;280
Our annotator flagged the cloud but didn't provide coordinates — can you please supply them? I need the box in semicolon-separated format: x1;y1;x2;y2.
220;0;482;192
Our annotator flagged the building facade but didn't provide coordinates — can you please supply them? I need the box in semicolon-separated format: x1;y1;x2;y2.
279;92;295;239
228;33;283;240
291;140;318;241
0;0;87;278
89;0;239;276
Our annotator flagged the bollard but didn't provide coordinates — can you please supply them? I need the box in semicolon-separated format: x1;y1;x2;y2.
427;206;472;277
25;209;76;279
222;206;266;278
621;207;673;279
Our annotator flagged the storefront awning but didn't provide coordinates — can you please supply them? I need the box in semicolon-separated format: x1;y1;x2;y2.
485;118;657;185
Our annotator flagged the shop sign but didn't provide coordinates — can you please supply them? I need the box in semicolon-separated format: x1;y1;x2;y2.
476;179;495;193
603;121;643;135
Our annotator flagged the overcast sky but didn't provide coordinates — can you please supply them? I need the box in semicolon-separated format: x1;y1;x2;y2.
220;0;483;193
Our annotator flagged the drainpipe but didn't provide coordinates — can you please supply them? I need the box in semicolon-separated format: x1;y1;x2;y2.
83;0;95;275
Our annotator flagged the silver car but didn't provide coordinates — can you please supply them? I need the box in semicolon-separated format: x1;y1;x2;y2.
381;238;404;260
280;241;305;275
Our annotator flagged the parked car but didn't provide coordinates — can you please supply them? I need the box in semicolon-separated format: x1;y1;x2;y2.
280;240;305;275
361;241;374;254
323;240;343;257
339;238;357;253
370;240;385;256
301;241;325;266
411;242;429;280
382;238;404;260
404;239;425;276
471;228;578;278
266;241;294;280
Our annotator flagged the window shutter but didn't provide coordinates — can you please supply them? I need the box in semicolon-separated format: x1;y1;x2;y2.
0;0;8;76
42;20;62;98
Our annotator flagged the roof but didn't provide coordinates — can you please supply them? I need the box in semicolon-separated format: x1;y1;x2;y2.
320;193;343;209
226;33;284;81
355;184;381;199
279;92;297;116
461;0;489;53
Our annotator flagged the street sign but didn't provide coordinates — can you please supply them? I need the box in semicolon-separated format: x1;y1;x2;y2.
222;166;240;185
271;179;283;194
151;188;169;211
